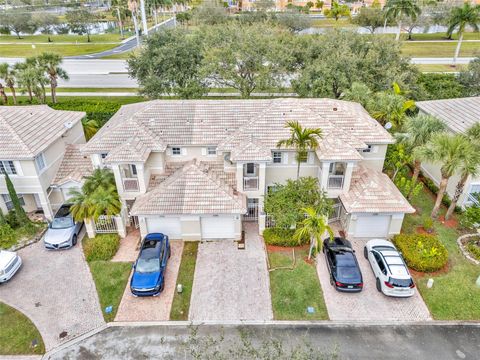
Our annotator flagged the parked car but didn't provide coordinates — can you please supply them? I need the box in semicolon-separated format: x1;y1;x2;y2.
0;250;22;283
364;239;415;298
44;204;83;250
130;233;171;297
323;237;363;292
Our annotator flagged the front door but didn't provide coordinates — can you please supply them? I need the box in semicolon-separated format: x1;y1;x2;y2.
244;198;259;222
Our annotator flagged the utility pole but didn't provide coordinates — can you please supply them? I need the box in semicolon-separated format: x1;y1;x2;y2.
139;0;148;37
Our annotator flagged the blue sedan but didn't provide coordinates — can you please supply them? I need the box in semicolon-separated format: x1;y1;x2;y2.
130;233;171;297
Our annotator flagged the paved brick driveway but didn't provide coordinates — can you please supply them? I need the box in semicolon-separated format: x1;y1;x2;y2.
316;238;432;321
189;223;273;321
0;230;104;351
114;240;183;321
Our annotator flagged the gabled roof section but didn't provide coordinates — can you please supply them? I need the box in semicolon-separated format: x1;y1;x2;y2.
416;97;480;135
130;159;247;215
340;165;415;214
316;132;363;161
52;144;93;186
0;105;85;160
229;135;272;162
104;136;151;163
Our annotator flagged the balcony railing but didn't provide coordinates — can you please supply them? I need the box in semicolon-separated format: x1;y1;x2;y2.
466;193;480;206
328;175;344;189
243;177;259;191
122;177;139;192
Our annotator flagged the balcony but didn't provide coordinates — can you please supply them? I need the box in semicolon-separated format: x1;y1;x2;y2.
243;177;259;191
122;177;139;192
328;175;344;189
466;193;480;206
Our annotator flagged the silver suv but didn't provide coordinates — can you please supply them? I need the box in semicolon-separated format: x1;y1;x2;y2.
364;239;415;298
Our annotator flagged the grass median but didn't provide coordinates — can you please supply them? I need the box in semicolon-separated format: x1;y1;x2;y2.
0;34;124;43
401;41;480;57
0;43;119;57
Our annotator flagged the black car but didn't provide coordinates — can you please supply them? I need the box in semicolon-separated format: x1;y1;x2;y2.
323;237;363;292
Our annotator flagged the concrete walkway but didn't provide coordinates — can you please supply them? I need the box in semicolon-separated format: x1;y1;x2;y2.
111;229;141;262
189;223;273;321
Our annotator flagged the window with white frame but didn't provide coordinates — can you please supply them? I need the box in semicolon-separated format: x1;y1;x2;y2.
172;147;181;156
100;153;108;159
0;161;16;175
2;194;25;211
272;151;282;164
207;146;217;156
34;153;46;172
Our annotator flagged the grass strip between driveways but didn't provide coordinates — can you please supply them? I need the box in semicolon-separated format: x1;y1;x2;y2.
170;241;199;321
402;185;480;320
0;302;45;355
268;248;328;320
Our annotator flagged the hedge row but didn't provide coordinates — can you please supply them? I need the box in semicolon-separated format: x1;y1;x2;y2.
263;227;308;247
393;233;448;273
83;234;120;262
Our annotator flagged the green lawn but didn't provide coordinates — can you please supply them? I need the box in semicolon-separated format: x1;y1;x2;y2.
403;187;480;320
170;242;199;320
310;18;352;28
415;64;465;73
401;41;480;57
0;302;45;355
0;33;123;43
400;32;480;41
0;43;119;57
268;248;328;320
56;87;138;93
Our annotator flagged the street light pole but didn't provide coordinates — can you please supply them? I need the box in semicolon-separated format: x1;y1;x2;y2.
139;0;148;37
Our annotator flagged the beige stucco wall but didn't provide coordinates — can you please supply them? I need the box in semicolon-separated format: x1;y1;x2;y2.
165;146;223;163
145;152;165;174
360;144;388;172
421;162;465;204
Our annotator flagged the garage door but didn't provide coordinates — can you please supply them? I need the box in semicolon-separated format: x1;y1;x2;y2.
201;216;235;239
146;217;182;239
354;215;391;238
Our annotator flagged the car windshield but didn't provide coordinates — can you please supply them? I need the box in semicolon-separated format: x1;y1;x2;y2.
389;277;413;288
50;217;74;229
136;257;160;273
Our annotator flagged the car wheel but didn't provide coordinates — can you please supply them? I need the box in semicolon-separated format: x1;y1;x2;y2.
72;234;77;246
330;276;334;286
160;281;165;292
376;278;382;292
363;246;368;259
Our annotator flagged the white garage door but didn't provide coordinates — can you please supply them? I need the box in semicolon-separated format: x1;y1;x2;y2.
201;216;235;239
146;217;182;239
354;215;391;238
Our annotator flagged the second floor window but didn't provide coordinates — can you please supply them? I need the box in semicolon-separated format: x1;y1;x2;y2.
35;153;46;172
362;145;373;153
272;152;282;164
172;147;181;156
0;160;16;175
207;146;217;156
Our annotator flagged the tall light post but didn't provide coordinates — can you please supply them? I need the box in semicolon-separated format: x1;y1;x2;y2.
128;0;140;47
139;0;148;36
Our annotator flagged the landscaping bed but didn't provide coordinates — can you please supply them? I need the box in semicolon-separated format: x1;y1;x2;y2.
0;302;45;355
268;247;328;320
0;221;46;250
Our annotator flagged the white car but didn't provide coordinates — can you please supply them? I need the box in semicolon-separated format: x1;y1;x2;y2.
364;239;415;298
0;250;22;283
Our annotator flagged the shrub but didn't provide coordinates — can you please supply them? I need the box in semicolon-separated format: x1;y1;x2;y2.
466;239;480;261
421;215;434;233
460;202;480;230
83;234;120;262
263;227;305;247
393;233;448;272
0;223;16;249
5;210;20;229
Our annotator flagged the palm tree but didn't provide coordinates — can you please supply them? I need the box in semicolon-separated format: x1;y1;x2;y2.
324;1;351;22
13;63;35;102
277;120;323;179
36;52;69;104
384;0;422;41
397;114;446;195
367;92;415;129
82;118;100;140
447;3;480;67
82;168;117;195
293;207;334;260
0;63;18;104
416;133;470;218
0;81;7;105
342;82;372;108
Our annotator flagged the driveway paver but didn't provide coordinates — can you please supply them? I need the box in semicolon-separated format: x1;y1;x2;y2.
111;229;140;262
317;238;432;321
114;240;183;321
0;229;104;351
189;223;273;321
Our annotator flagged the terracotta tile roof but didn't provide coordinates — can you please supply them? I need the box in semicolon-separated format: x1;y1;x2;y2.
340;165;415;214
131;159;246;215
82;99;393;162
316;133;363;161
229;135;272;162
104;137;151;163
416;97;480;135
52;144;93;186
0;105;85;160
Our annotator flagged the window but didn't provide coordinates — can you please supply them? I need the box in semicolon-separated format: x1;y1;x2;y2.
100;153;108;159
172;147;181;156
373;252;387;275
207;146;217;156
362;145;373;153
2;194;25;211
35;153;46;172
272;152;282;164
246;163;255;175
329;162;346;175
130;164;137;176
0;161;16;175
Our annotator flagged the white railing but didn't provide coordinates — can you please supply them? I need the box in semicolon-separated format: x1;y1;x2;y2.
122;177;139;192
328;203;342;223
466;193;480;207
328;175;344;189
265;214;275;228
243;177;259;191
94;215;118;234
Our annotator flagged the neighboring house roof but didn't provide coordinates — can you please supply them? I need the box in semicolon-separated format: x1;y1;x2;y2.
131;159;246;216
0;105;86;160
52;144;93;186
83;99;393;162
340;165;415;214
416;97;480;135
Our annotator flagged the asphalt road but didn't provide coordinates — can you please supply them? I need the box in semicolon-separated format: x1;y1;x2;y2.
46;323;480;360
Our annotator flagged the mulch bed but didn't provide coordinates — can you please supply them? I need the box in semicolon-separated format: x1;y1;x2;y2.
438;216;459;229
266;244;309;253
409;260;451;278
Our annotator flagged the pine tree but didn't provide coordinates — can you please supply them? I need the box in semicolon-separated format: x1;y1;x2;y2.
4;172;29;224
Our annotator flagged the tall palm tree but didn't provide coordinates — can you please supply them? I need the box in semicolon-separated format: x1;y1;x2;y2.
397;114;446;194
384;0;422;41
416;133;469;218
0;81;7;105
36;52;69;104
277;120;323;179
447;3;480;66
13;63;36;102
0;63;18;104
293;207;334;260
82;168;117;195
